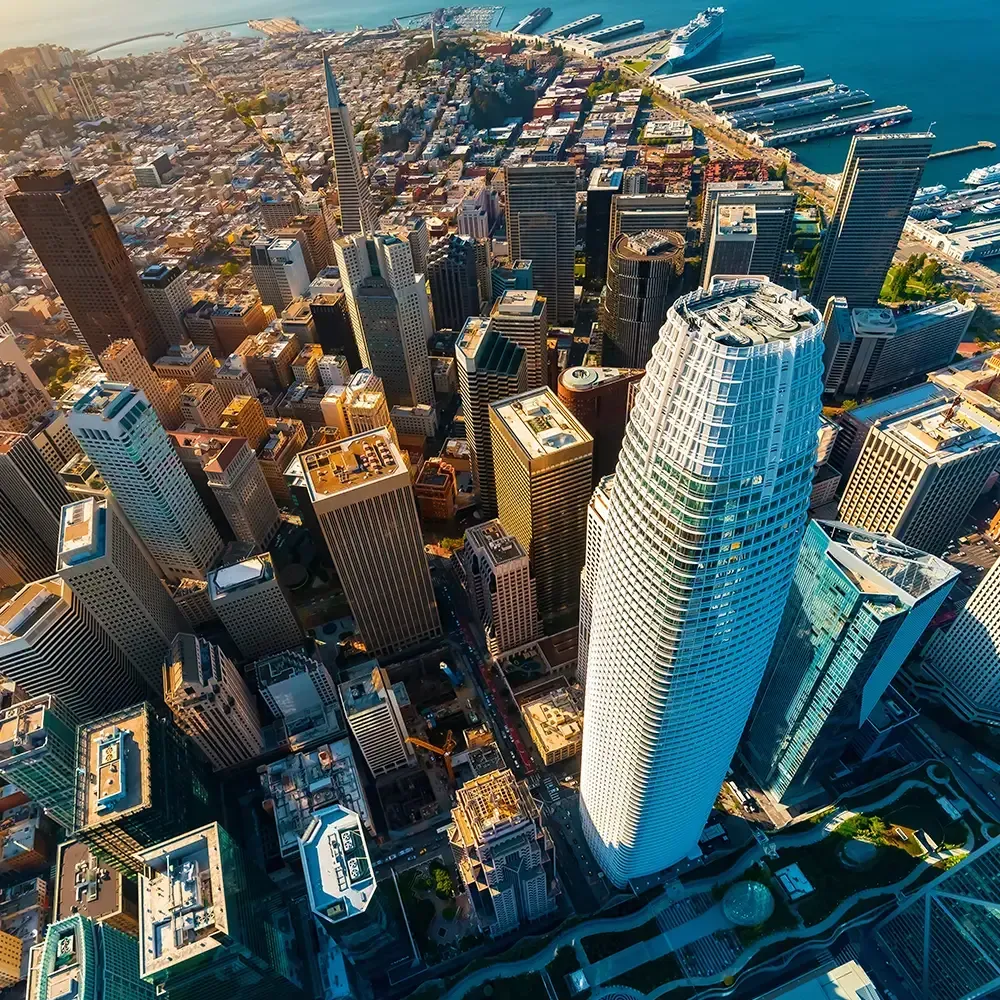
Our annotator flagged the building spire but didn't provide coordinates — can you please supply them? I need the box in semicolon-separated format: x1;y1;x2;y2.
323;52;341;108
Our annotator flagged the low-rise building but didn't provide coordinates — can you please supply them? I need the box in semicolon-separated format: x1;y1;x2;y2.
521;686;584;765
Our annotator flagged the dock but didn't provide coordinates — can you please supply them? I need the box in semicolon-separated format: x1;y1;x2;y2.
662;65;805;102
511;7;552;33
722;87;873;130
581;19;643;41
544;13;601;37
707;79;844;112
657;55;776;86
754;106;913;147
928;141;997;161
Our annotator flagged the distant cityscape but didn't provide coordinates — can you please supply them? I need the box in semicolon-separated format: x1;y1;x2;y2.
0;7;999;1000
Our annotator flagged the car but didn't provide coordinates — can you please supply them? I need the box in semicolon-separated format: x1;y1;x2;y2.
989;792;997;801
419;847;427;855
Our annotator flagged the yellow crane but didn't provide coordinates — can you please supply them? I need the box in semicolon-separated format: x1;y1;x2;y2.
406;730;457;783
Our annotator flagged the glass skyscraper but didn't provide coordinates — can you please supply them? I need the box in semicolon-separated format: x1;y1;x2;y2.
580;278;824;886
743;521;957;803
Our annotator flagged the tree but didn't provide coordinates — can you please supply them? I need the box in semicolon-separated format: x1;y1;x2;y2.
921;259;942;287
430;862;455;899
220;262;240;277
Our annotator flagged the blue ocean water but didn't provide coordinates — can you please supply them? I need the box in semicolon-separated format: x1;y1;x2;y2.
3;0;998;188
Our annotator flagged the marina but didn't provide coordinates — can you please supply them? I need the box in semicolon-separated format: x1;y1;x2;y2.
543;14;602;37
721;85;873;129
751;105;913;147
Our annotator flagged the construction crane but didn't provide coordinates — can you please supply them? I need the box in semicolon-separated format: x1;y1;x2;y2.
406;730;457;782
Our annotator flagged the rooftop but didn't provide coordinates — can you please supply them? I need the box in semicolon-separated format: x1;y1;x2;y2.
338;665;392;717
207;553;276;600
490;388;593;461
465;520;528;567
456;318;525;377
0;696;55;766
71;382;143;421
54;839;130;924
494;289;544;317
521;687;583;755
0;578;66;641
57;498;105;569
452;769;530;845
717;203;757;236
879;400;999;461
300;429;403;501
559;366;644;394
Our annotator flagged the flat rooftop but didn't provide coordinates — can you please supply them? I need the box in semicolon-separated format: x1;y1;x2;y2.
717;203;757;236
54;839;130;924
490;388;593;460
846;381;947;423
136;824;228;978
880;401;999;461
57;498;105;569
680;279;821;346
494;289;544;317
338;664;390;717
0;578;66;641
559;367;644;394
207;553;275;600
71;382;139;420
465;520;528;567
0;696;52;765
522;688;583;755
452;769;529;845
77;705;151;830
300;429;403;501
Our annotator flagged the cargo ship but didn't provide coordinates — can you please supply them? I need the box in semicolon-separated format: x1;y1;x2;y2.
667;7;725;68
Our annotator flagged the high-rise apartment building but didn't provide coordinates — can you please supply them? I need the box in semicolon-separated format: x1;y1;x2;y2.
70;73;100;118
580;279;824;885
207;553;303;660
339;664;414;775
578;474;613;688
557;366;644;482
448;768;556;934
490;388;593;619
0;363;49;432
504;163;576;325
6;172;164;360
585;166;623;285
810;133;933;308
743;521;956;804
69;384;224;581
427;234;483;330
164;633;263;769
456;318;527;518
250;237;310;313
457;520;540;656
0;431;71;583
140;264;193;347
0;695;77;829
73;703;216;875
255;648;344;751
489;290;548;390
599;230;685;368
301;431;442;658
57;498;187;693
838;399;1000;556
100;338;183;430
136;823;305;1000
324;55;376;236
201;437;280;549
0;578;147;722
260;191;301;230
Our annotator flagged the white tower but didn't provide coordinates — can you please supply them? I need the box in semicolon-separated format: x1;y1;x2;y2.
580;278;824;886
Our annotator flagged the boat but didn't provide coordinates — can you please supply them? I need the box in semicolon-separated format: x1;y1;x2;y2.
822;114;838;122
855;123;875;134
879;118;901;128
667;7;724;67
963;162;1000;186
941;209;962;219
914;184;948;203
759;121;775;127
756;77;772;87
972;199;1000;216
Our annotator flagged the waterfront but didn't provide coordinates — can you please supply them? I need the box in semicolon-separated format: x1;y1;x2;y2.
3;0;999;189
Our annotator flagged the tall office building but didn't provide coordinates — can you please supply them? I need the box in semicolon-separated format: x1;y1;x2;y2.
256;648;344;751
456;318;527;518
73;703;216;875
580;279;824;885
0;326;49;398
57;498;187;693
490;290;548;390
703;204;758;286
137;823;305;1000
586;167;623;284
152;341;216;388
447;768;556;934
68;384;224;582
260;191;301;230
0;695;77;829
140;264;193;347
339;664;414;775
558;366;645;482
0;578;147;721
743;521;956;804
490;258;534;303
810;133;933;309
838;398;1000;556
6;172;165;360
578;474;613;688
427;234;483;330
213;353;258;403
250;237;311;312
303;431;441;657
181;382;226;427
0;431;71;584
99;338;183;430
0;363;49;432
164;633;263;770
822;297;976;398
504;163;576;325
324;54;376;236
207;553;304;661
609;192;690;245
458;520;540;656
490;388;593;619
70;73;100;118
701;182;797;284
920;556;1000;724
599;230;685;368
201;437;281;549
29;915;155;1000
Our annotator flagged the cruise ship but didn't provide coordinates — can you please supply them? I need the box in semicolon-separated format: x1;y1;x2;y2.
964;163;1000;186
667;7;725;67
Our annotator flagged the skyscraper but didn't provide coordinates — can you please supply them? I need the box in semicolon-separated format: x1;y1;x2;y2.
490;388;593;620
324;54;376;236
6;172;165;360
489;290;548;390
140;264;193;347
743;521;956;804
456;317;527;518
250;237;311;313
0;325;49;399
580;278;824;885
703;204;758;286
838;398;1000;556
57;498;187;693
504;163;576;325
301;431;442;658
609;192;690;245
599;230;685;368
427;234;483;330
339;664;414;775
163;633;263;769
68;384;224;582
70;73;100;119
255;648;344;751
578;475;614;688
201;437;281;549
810;133;933;309
99;338;183;430
586;167;623;285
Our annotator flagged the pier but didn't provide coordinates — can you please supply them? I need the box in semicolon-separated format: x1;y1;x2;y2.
581;19;643;41
722;87;872;129
544;13;601;37
755;106;913;147
664;65;805;102
928;141;997;160
658;55;776;86
706;78;837;111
